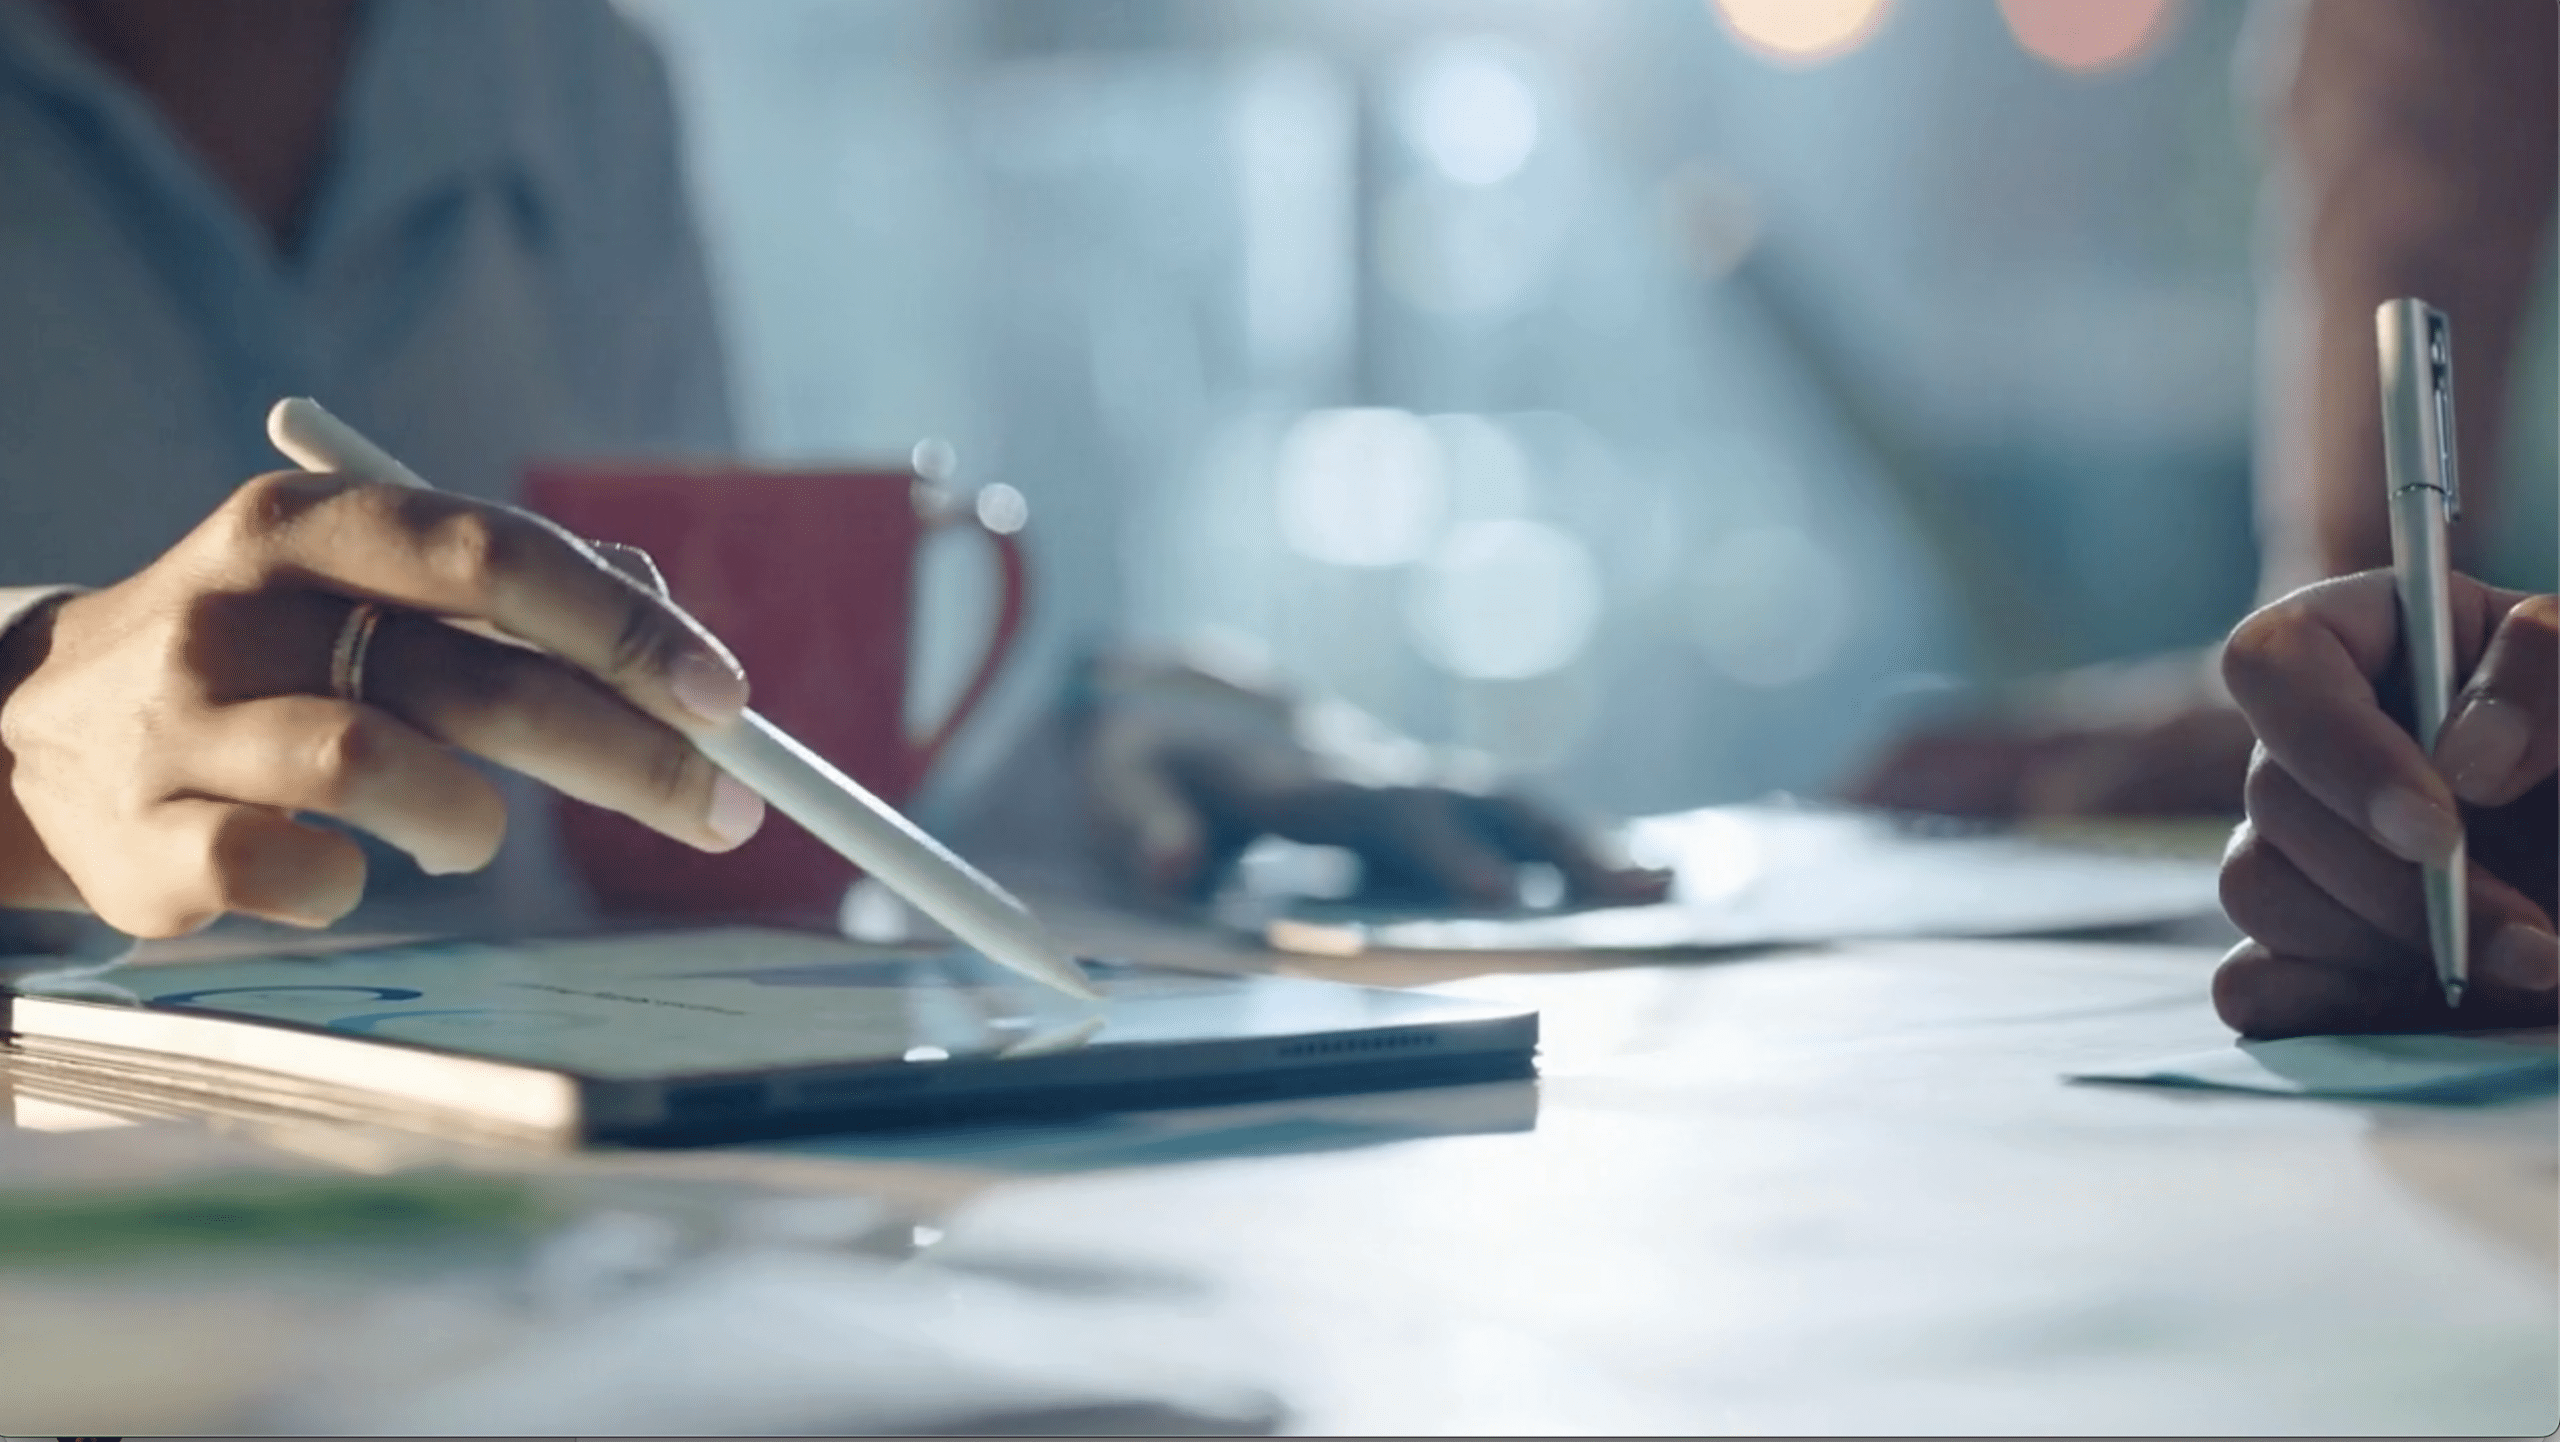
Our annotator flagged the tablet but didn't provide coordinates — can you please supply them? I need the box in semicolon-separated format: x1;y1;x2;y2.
1;927;1537;1146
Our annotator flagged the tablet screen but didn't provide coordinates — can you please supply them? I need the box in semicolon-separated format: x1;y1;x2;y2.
113;928;1526;1082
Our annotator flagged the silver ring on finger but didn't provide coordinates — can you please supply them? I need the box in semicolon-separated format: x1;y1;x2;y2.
329;601;385;705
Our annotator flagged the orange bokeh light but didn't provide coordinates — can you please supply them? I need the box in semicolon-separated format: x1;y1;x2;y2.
1711;0;1895;67
1999;0;2178;73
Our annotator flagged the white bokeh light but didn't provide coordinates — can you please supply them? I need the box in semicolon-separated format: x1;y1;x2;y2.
1398;39;1541;187
972;481;1028;534
1687;524;1854;688
909;436;958;482
1407;519;1602;680
1275;408;1447;567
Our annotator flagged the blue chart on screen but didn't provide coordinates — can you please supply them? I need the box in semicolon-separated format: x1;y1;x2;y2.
153;984;426;1007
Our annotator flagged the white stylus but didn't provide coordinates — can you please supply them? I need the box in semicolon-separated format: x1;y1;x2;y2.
2374;300;2468;1010
266;397;1100;1003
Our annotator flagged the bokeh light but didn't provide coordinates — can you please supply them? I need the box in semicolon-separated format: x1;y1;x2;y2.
972;482;1028;535
1710;0;1894;67
1398;39;1541;186
909;436;958;482
1275;407;1447;567
1407;519;1601;680
1687;524;1853;688
1998;0;2177;74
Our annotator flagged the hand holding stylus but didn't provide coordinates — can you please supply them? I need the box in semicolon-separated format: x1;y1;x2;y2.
0;428;766;931
265;398;1098;1002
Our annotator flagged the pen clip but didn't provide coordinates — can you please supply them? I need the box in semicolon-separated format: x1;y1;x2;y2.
2425;309;2461;523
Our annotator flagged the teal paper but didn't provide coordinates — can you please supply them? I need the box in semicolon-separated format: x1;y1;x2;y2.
2071;1032;2559;1102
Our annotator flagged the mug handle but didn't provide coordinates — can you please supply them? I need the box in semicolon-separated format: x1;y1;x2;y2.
905;509;1029;786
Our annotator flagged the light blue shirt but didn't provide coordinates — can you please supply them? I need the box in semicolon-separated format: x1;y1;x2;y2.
0;0;732;938
0;0;732;587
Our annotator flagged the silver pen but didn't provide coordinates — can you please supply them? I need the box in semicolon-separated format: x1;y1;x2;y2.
2374;299;2468;1009
265;397;1101;1003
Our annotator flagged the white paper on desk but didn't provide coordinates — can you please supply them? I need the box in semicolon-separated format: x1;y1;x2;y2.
278;1241;1284;1435
2070;1032;2560;1102
1275;804;2224;955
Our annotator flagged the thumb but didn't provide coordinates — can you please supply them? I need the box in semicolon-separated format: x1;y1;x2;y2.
2435;593;2557;806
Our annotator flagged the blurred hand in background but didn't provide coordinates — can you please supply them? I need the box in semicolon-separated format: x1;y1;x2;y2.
1845;648;2255;818
1077;651;1672;911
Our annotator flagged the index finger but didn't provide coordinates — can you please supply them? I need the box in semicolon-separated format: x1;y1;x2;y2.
207;472;748;734
2219;570;2530;864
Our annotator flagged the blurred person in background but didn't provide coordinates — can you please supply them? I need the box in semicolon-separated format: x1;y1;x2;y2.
1849;0;2556;821
0;0;1661;954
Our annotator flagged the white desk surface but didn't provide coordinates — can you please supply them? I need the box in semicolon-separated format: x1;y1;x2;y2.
2;915;2552;1435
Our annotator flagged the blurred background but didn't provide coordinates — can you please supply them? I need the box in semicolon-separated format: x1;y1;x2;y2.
616;0;2265;825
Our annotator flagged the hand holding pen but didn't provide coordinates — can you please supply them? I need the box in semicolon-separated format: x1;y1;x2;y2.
2211;302;2555;1039
2212;568;2557;1038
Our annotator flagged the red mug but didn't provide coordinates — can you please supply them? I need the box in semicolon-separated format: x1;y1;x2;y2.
523;463;1026;921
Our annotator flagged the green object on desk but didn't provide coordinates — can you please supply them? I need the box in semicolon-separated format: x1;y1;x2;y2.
0;1170;549;1266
